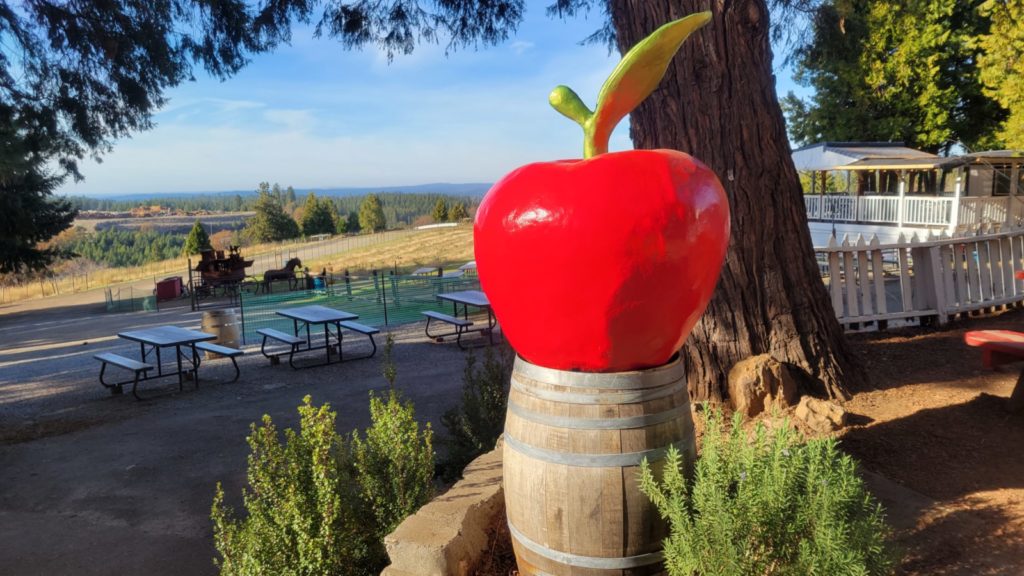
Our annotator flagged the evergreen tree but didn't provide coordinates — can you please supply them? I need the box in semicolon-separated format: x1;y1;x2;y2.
359;194;387;233
300;192;337;236
244;187;300;243
432;198;449;222
979;0;1024;148
0;129;77;272
182;219;212;255
346;211;361;234
782;0;1006;153
449;202;468;221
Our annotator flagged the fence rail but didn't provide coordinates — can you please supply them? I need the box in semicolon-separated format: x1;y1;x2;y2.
817;227;1024;328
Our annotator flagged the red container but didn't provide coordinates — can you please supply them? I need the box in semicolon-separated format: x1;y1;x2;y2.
155;276;182;301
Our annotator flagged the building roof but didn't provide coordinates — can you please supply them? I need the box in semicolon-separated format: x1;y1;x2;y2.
792;142;938;171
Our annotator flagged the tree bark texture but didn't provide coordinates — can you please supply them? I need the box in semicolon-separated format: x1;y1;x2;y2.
610;0;867;400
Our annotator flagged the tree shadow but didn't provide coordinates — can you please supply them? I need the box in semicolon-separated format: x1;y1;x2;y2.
894;498;1024;575
843;394;1024;499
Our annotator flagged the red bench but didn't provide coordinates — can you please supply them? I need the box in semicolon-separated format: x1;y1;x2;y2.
964;329;1024;412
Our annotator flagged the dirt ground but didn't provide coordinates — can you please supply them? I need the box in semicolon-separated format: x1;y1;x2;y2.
478;310;1024;576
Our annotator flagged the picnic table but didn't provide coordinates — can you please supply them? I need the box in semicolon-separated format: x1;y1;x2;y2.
260;304;379;368
96;326;217;398
965;329;1024;412
425;290;498;348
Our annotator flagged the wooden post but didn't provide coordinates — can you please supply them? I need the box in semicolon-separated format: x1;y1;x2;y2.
897;170;907;228
1011;163;1020;228
950;167;963;234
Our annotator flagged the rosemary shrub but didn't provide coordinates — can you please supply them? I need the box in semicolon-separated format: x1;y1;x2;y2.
639;409;894;576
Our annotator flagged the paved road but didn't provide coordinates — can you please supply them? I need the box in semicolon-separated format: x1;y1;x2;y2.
0;289;481;575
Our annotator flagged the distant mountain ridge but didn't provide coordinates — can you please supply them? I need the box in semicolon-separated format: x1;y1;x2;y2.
76;182;493;201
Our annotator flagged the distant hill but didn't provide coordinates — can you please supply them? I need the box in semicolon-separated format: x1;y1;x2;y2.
91;183;492;201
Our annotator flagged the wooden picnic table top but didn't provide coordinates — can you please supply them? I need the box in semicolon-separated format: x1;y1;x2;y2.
437;290;490;308
118;326;217;347
276;305;358;324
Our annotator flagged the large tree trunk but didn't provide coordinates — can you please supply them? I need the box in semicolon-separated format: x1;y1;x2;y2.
610;0;867;400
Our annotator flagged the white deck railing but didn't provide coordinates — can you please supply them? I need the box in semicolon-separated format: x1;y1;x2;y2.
816;227;1024;328
856;196;900;223
805;194;1024;230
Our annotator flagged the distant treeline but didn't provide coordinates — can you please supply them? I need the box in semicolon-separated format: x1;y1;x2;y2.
67;191;480;226
57;228;185;268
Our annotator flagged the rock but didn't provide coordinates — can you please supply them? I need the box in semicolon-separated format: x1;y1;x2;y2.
794;396;848;433
727;354;799;417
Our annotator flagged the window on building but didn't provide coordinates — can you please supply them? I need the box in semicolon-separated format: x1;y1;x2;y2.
992;164;1013;196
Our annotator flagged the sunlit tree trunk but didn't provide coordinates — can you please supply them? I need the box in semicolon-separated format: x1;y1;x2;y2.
610;0;867;400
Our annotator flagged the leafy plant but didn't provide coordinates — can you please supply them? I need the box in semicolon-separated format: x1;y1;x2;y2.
211;343;436;576
211;396;373;576
639;409;894;576
352;389;435;543
439;343;514;481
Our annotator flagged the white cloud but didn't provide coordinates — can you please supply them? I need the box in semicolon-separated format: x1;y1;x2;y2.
510;40;535;55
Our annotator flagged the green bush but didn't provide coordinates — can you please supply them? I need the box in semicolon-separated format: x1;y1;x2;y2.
639;409;894;576
439;343;514;481
211;397;372;576
352;388;435;543
211;390;435;575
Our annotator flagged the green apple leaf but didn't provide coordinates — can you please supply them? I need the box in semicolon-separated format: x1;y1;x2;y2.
549;12;711;159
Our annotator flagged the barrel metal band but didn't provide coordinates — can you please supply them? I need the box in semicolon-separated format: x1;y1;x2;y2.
507;400;685;430
511;377;684;405
504;432;684;468
507;520;665;570
513;355;683;390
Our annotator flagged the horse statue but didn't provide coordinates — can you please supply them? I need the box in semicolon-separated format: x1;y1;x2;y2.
262;257;302;293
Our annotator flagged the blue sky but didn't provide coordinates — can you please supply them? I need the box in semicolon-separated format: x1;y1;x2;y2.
58;3;806;197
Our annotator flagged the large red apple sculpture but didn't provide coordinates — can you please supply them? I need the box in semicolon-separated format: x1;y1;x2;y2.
474;13;730;372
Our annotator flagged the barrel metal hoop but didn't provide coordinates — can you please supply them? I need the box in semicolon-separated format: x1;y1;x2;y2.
513;355;683;390
507;400;685;430
507;520;665;569
511;377;684;405
504;433;684;468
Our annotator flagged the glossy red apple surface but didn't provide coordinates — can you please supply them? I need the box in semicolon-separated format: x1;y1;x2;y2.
474;148;729;372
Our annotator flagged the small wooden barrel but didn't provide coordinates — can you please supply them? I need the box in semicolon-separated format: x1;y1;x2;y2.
201;309;240;359
503;355;696;576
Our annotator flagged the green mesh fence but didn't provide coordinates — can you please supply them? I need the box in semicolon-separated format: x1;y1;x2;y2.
104;287;158;313
238;272;481;345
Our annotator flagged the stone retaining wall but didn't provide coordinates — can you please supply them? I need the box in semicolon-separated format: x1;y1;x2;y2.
381;446;504;576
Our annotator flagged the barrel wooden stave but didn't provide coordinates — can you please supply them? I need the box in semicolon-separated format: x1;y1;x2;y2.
503;356;695;576
201;309;240;359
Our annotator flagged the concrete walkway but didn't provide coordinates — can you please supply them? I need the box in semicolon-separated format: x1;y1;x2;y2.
0;291;477;575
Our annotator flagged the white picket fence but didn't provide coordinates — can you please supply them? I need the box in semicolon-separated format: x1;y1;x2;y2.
816;227;1024;328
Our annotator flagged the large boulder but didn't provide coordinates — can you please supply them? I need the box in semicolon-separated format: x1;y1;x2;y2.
794;396;848;433
727;354;799;417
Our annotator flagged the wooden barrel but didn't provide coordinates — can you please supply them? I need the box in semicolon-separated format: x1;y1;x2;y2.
201;309;240;359
503;355;696;576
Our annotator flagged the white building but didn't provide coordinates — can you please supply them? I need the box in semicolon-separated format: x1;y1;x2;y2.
794;142;1024;246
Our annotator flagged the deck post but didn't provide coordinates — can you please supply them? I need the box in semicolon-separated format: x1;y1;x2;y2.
897;170;907;228
950;167;963;235
1011;164;1020;228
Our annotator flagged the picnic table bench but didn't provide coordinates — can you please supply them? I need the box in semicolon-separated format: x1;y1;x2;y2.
259;305;379;369
423;290;498;349
95;352;154;400
964;329;1024;412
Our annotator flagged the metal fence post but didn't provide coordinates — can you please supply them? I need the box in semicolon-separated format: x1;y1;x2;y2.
344;269;352;300
381;271;389;326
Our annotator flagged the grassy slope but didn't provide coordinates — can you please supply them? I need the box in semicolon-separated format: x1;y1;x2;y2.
308;226;475;274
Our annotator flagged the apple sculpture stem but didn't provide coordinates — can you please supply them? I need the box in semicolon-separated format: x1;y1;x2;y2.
475;12;730;372
549;12;712;159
